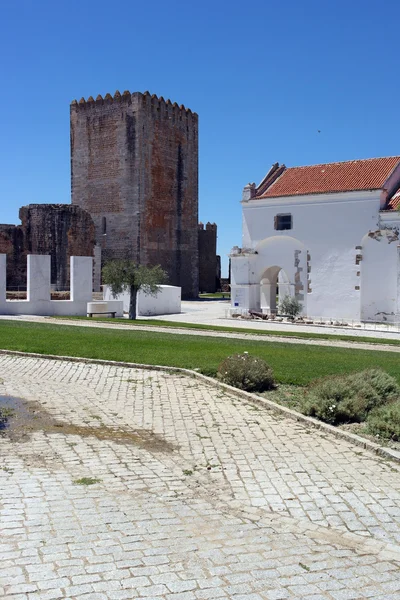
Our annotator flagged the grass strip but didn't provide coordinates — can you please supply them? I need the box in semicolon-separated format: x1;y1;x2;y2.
198;293;230;299
51;315;400;346
1;320;400;386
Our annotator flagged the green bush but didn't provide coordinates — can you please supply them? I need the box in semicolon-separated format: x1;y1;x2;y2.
217;352;274;392
361;368;400;399
367;402;400;440
279;295;303;318
300;369;399;425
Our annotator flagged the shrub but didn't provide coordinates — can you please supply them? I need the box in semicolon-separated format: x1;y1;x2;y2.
217;352;274;392
300;369;399;425
367;402;400;440
361;368;400;399
279;295;302;318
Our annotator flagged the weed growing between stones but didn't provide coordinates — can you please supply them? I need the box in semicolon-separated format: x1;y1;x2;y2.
0;407;15;421
73;477;102;486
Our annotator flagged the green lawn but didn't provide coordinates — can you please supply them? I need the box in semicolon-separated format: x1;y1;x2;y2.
1;320;399;386
54;315;400;347
199;292;230;299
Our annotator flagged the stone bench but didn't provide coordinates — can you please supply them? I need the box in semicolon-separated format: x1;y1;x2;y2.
87;301;122;319
87;311;116;318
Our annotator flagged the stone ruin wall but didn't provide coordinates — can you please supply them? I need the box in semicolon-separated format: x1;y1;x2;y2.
71;91;199;298
198;222;220;293
0;223;25;289
0;205;96;290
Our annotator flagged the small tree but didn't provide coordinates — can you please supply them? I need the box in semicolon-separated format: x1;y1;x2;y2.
279;294;302;319
102;261;168;320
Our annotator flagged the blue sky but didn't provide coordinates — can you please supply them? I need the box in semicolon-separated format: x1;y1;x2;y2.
1;0;399;276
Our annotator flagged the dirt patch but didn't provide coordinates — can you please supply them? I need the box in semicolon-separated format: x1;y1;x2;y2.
0;395;174;453
6;292;71;300
6;292;27;300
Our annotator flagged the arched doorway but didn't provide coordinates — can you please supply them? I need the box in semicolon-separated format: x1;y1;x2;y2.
260;266;293;314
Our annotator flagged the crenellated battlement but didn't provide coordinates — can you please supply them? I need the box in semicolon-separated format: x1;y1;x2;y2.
71;90;197;118
198;222;217;231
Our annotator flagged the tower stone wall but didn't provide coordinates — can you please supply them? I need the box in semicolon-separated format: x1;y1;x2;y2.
198;222;220;293
71;91;199;298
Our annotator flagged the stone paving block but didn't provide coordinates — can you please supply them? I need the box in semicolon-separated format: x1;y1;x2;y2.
1;355;400;600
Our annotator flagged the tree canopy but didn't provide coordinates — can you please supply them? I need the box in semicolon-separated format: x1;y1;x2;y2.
102;260;168;319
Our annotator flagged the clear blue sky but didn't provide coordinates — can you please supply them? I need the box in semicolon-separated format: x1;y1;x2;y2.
1;0;399;276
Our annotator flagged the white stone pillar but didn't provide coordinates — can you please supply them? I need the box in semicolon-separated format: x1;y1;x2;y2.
93;245;102;292
260;283;272;312
0;254;6;311
70;256;93;302
397;245;400;318
27;255;51;302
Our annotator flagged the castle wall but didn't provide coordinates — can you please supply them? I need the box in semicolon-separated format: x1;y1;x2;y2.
198;222;219;292
0;205;96;290
0;224;25;289
71;91;199;298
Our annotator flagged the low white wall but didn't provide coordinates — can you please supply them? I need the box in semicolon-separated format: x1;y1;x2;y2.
0;254;93;316
137;286;181;316
103;285;181;316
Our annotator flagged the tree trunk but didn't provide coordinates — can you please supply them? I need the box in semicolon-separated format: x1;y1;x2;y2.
129;285;138;320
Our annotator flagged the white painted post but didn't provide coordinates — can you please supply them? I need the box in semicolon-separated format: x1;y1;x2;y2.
397;246;400;317
0;254;6;310
93;245;102;292
70;256;93;302
27;255;51;302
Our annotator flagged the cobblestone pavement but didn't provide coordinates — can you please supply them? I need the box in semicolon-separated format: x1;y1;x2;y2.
1;354;399;599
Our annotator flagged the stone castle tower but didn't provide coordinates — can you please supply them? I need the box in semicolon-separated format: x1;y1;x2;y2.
70;90;199;298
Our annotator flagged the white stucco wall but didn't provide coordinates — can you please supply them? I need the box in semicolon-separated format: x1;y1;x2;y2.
231;191;400;322
360;218;400;322
103;285;181;316
0;255;93;316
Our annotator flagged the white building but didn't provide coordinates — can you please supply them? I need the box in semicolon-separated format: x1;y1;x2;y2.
230;157;400;323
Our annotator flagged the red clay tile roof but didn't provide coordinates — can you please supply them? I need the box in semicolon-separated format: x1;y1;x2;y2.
387;189;400;210
256;157;400;199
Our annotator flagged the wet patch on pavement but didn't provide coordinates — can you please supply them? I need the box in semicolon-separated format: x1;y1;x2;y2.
0;394;174;452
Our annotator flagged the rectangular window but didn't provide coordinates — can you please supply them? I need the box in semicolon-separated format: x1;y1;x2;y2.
275;214;292;230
